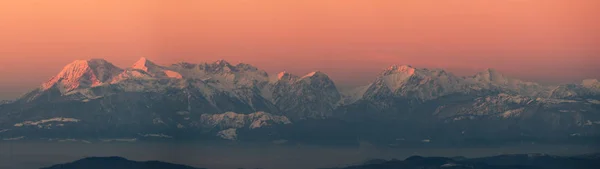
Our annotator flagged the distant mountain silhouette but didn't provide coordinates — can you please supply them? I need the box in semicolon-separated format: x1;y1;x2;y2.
41;153;600;169
321;153;600;169
40;156;204;169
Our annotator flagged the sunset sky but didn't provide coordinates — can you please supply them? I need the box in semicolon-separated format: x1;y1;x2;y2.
0;0;599;99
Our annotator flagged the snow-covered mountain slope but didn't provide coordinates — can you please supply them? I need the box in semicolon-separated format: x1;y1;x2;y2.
467;68;551;97
358;66;551;103
269;71;341;120
361;65;469;101
169;59;269;89
41;59;123;94
200;111;291;140
549;79;600;99
200;111;291;130
1;58;599;143
417;93;600;139
123;57;183;79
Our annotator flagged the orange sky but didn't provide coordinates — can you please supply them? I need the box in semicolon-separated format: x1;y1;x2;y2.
0;0;599;99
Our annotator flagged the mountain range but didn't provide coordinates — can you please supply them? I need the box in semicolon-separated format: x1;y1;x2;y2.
322;153;600;169
0;58;599;145
39;153;600;169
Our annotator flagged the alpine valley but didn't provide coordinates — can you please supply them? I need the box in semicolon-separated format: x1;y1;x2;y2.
1;58;599;146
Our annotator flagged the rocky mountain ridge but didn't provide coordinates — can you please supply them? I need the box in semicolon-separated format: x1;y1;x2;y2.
0;58;598;144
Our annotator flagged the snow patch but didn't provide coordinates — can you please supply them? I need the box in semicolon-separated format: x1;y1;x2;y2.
14;117;80;127
587;100;600;104
559;110;576;113
452;116;475;121
50;139;92;143
200;111;291;129
272;139;288;144
217;128;238;140
441;163;459;168
3;136;25;141
152;118;165;125
380;65;415;90
163;70;183;79
501;108;525;118
301;71;318;79
2;136;25;141
176;111;190;115
277;71;288;80
131;57;152;72
138;133;173;138
100;138;138;142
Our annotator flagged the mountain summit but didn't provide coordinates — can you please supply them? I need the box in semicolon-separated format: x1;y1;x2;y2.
130;57;183;79
42;59;123;93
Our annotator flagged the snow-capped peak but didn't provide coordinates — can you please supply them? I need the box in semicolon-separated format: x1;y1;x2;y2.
270;71;298;83
376;65;417;90
277;71;287;79
277;71;292;80
301;71;327;79
235;63;260;71
128;57;182;79
42;59;123;93
381;65;415;76
386;64;414;70
131;57;158;72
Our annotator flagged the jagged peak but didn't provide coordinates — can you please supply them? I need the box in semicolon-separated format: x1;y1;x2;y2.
381;64;416;76
277;71;289;79
235;62;260;71
134;57;150;64
198;59;235;73
132;57;160;72
387;64;413;70
276;71;299;81
171;62;197;69
301;71;328;79
213;59;231;66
